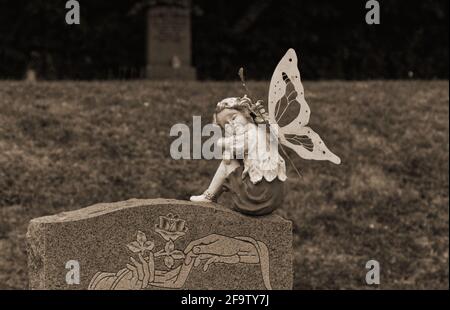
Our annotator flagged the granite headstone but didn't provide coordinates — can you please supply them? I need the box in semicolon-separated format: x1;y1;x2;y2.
27;199;293;290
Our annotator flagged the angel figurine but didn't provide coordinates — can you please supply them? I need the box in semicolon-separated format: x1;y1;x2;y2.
190;49;341;215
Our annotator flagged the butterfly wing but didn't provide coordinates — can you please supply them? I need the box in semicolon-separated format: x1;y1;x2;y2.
279;126;341;164
268;48;341;165
268;48;310;131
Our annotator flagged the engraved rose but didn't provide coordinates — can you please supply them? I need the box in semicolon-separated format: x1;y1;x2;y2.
154;213;187;269
154;213;188;242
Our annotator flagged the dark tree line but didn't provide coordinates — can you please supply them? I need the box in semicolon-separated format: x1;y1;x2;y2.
0;0;448;80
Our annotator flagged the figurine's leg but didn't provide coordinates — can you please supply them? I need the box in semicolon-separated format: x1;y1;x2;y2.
206;160;239;194
190;160;240;202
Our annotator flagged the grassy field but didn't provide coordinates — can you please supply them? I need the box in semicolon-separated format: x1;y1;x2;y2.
0;80;448;289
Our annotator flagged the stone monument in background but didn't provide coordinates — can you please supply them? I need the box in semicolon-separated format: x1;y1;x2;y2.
146;0;196;80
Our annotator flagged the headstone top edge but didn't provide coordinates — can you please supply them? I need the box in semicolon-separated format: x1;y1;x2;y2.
28;198;291;225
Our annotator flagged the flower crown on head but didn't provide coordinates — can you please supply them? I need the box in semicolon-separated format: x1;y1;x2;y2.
215;95;269;124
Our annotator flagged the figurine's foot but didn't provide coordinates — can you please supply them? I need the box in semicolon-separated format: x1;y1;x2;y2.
190;190;217;203
189;195;211;203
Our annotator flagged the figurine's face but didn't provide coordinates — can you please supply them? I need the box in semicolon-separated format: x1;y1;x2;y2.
216;108;250;135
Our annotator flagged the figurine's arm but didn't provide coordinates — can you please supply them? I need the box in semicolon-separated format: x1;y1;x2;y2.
218;132;248;159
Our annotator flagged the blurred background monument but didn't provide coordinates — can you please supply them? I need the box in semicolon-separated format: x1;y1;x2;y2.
0;1;447;80
145;0;196;80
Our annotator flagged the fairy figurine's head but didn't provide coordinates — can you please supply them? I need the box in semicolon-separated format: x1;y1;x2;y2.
213;96;254;130
213;95;269;131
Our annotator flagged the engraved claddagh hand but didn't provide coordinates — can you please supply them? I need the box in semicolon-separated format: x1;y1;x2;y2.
126;252;155;289
183;234;259;271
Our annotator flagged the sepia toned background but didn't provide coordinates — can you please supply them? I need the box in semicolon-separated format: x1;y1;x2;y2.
0;0;448;289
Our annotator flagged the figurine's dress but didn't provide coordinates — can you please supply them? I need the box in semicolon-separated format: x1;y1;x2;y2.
220;123;287;216
223;164;284;215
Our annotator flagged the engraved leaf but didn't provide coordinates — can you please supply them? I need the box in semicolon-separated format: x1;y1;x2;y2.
143;240;155;251
136;231;147;246
126;241;142;253
164;256;174;269
155;249;165;256
171;250;185;260
165;240;175;253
